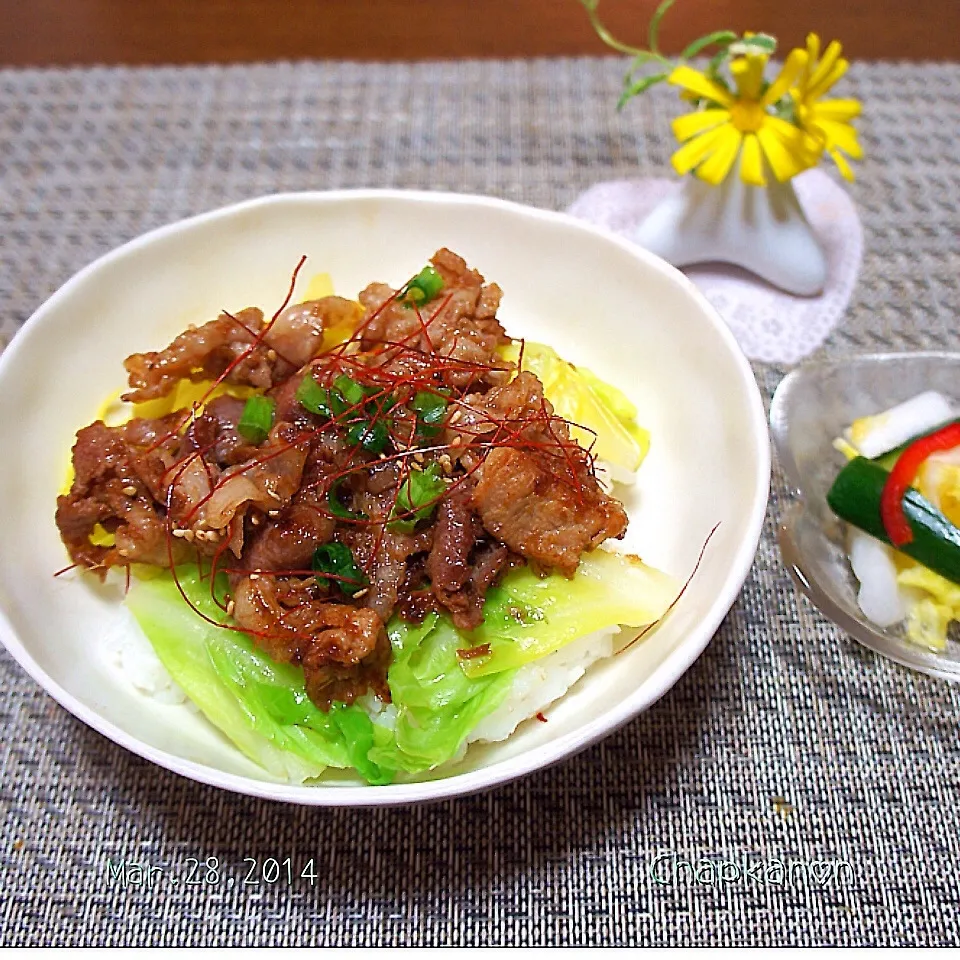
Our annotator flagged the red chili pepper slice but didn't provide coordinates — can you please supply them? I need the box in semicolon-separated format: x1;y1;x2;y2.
880;422;960;546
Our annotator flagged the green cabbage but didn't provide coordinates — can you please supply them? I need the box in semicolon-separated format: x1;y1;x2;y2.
126;566;513;784
370;613;516;772
126;548;677;784
461;548;678;678
125;567;395;784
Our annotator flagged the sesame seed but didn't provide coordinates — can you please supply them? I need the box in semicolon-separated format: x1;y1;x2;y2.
226;600;235;615
266;349;278;362
171;529;187;539
250;515;261;525
352;588;369;599
249;573;260;581
122;485;137;497
449;409;463;424
449;436;462;447
268;510;280;518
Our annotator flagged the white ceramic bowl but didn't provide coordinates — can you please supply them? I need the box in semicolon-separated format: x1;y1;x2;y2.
0;190;769;805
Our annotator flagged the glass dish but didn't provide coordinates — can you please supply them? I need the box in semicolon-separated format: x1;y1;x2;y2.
770;351;960;681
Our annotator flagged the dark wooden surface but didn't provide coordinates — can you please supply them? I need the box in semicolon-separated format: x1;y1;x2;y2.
1;0;958;66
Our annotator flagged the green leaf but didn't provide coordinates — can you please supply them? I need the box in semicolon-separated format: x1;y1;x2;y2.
411;388;450;439
707;46;734;79
578;0;647;57
626;49;667;73
330;374;371;416
411;389;449;424
618;71;669;110
729;33;777;56
648;0;677;54
460;549;679;679
680;30;737;61
401;265;444;306
127;564;513;783
368;613;516;771
326;476;367;522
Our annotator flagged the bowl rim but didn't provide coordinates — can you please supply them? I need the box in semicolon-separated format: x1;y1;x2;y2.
0;188;771;806
770;351;960;682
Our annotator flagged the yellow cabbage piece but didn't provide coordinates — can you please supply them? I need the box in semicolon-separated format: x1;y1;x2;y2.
499;342;650;474
896;562;960;651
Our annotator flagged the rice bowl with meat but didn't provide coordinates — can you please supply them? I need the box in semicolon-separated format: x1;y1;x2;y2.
0;189;769;804
54;248;679;784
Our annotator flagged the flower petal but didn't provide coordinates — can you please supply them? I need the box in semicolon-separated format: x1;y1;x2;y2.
672;108;731;143
829;147;855;182
762;48;809;106
817;118;864;158
739;133;767;186
812;98;862;122
765;115;822;157
696;128;743;185
667;65;734;107
809;56;849;100
670;124;736;177
808;40;843;91
756;118;820;181
730;54;766;101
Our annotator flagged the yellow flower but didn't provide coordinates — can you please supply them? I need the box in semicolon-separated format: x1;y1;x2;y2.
791;33;863;181
667;50;822;187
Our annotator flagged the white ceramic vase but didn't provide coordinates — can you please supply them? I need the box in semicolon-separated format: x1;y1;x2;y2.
633;173;828;296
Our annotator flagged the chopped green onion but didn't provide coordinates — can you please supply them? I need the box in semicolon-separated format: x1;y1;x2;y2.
312;542;369;598
347;419;389;455
372;392;400;414
411;388;450;440
296;373;332;418
327;478;367;521
402;265;444;306
411;389;449;425
389;462;448;532
329;374;373;416
236;395;276;445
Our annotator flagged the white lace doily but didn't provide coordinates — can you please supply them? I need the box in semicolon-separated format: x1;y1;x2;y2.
567;170;864;364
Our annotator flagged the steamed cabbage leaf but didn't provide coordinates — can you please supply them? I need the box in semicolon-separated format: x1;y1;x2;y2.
125;546;677;782
126;567;512;783
369;613;516;771
459;549;678;678
499;341;651;473
125;567;394;784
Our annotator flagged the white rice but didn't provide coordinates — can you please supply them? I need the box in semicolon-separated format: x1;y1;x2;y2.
102;610;188;706
465;626;618;745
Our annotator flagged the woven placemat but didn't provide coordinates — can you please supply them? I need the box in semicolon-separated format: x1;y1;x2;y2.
1;58;959;947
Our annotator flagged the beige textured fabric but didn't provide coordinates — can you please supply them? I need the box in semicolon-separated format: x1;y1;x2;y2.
1;59;959;947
